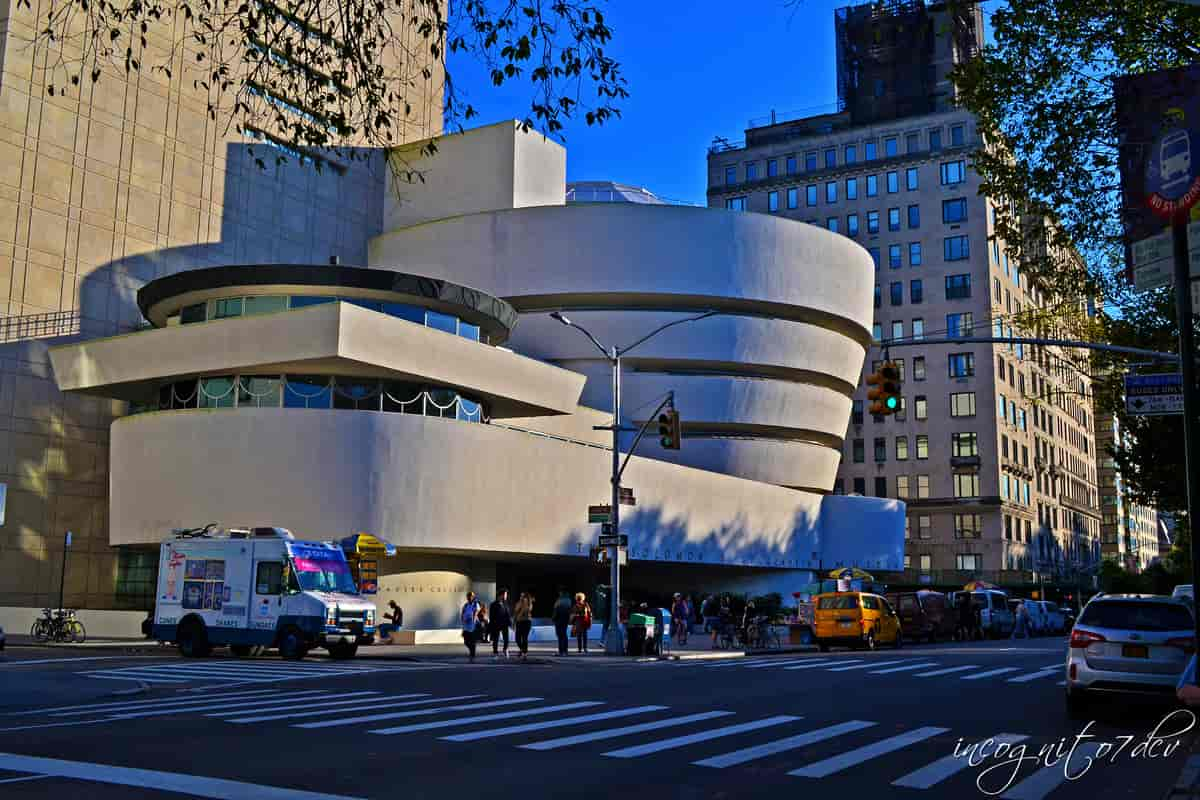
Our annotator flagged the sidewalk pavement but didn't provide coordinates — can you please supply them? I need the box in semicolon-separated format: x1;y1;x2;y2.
1166;741;1200;800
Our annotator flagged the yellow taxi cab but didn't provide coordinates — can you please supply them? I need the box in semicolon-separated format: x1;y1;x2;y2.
813;591;903;651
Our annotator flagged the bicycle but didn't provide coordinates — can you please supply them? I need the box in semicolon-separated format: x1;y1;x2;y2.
31;608;86;643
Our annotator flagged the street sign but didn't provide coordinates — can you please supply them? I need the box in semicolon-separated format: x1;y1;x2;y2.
587;504;611;524
619;487;636;506
1125;372;1184;416
1133;231;1174;291
598;533;628;548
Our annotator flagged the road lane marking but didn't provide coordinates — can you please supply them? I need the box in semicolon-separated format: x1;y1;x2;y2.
0;656;169;667
785;660;862;671
368;701;605;736
31;689;289;717
103;689;334;720
962;667;1021;681
1007;668;1062;683
196;691;382;717
744;658;826;669
915;665;979;677
705;658;776;668
80;674;187;684
788;726;951;778
222;694;443;724
869;661;939;675
297;697;542;729
0;751;366;799
827;659;907;672
999;743;1102;799
693;720;876;768
520;711;735;750
439;706;665;742
892;733;1028;788
602;715;800;758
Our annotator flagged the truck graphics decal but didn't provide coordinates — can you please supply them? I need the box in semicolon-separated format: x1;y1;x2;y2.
162;549;185;602
180;558;226;610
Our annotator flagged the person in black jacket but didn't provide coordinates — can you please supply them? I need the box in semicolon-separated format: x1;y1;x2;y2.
552;589;573;656
489;589;512;659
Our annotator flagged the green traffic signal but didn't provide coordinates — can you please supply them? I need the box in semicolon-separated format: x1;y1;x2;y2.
885;396;899;410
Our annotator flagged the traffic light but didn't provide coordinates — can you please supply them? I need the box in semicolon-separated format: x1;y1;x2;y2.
658;409;681;449
867;361;902;416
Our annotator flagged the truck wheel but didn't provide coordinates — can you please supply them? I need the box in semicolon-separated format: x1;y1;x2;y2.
278;628;309;660
177;619;211;658
328;641;358;660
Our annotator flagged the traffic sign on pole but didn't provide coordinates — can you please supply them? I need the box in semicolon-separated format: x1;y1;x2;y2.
598;533;628;548
1125;372;1184;416
588;505;611;524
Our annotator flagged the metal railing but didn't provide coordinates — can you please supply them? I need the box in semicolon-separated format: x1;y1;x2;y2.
0;310;147;345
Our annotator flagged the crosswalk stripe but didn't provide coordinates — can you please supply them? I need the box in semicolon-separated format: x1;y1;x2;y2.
439;706;666;742
25;689;288;717
202;691;382;717
602;715;801;758
69;674;187;685
891;733;1028;789
1041;663;1062;670
53;691;305;719
744;658;824;669
788;726;950;778
519;711;735;751
297;696;542;730
94;666;309;681
999;743;1101;799
869;661;939;675
224;694;470;724
962;667;1021;681
785;660;861;671
1007;668;1061;684
827;659;907;672
705;658;775;668
368;702;605;736
915;665;978;677
693;720;876;769
106;690;335;720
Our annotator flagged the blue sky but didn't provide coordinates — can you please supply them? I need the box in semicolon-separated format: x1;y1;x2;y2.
446;1;996;205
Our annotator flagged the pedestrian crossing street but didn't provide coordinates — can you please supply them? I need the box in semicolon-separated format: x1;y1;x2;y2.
2;687;1103;798
665;655;1066;686
74;659;465;686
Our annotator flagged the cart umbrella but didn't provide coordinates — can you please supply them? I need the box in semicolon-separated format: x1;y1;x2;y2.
828;567;875;581
963;580;998;591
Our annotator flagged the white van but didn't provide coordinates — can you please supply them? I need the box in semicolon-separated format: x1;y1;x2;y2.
153;526;376;659
949;590;1014;638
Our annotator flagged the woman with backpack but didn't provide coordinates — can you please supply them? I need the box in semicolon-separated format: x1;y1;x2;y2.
570;592;592;653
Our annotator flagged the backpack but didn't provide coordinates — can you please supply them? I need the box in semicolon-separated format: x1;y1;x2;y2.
461;601;477;626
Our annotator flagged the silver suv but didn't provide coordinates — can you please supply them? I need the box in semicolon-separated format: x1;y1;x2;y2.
1065;594;1194;717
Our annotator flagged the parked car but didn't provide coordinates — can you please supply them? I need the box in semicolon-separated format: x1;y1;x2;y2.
814;591;903;651
887;590;953;643
949;589;1014;638
1173;585;1194;602
0;623;5;651
1065;593;1195;717
1039;601;1067;635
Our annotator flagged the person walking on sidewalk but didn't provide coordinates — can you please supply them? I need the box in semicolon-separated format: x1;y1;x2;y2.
489;589;512;659
552;589;572;656
513;591;534;661
570;593;593;653
1011;601;1030;640
703;594;720;649
460;591;482;662
671;593;689;646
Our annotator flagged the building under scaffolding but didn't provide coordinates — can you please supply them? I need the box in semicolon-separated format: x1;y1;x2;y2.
835;0;981;126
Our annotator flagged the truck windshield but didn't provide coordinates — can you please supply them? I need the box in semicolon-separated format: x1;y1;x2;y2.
289;553;358;594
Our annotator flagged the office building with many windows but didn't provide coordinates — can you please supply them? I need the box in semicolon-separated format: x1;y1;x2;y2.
1096;410;1161;572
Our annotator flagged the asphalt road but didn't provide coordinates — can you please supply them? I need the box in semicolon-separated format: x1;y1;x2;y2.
0;637;1190;800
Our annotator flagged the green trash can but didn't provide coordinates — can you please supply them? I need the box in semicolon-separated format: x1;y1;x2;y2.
626;623;647;656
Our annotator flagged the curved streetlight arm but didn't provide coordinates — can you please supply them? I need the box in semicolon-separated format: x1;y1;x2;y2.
617;311;720;358
549;311;612;360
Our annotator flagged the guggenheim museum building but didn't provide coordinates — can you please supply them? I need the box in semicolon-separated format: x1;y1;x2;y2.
49;122;902;630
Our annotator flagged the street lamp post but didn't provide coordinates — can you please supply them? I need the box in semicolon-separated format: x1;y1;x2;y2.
551;310;718;655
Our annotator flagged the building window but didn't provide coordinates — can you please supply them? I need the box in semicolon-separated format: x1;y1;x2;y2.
904;554;912;569
724;166;737;185
956;553;981;571
954;472;981;498
950;392;975;417
887;171;899;193
897;474;909;497
238;376;282;408
949;353;975;378
888;208;901;231
767;191;779;213
952;432;979;457
822;148;835;168
907;205;920;229
944;236;970;261
806;185;818;206
827;217;839;233
786;155;797;175
746;162;758;180
115;549;159;611
929;128;942;151
725;197;747;211
896;436;909;461
866;174;878;197
805;151;818;171
767;158;778;177
917;475;930;499
853;477;866;494
909;242;922;266
868;247;880;270
210;297;243;319
910;279;923;304
889;244;903;268
914;395;928;420
867;211;880;234
890;282;903;306
865;141;877;161
852;399;864;425
945;273;971;299
847;214;860;236
874;437;887;462
955;514;983;539
940;160;966;185
885;136;898;157
826;182;838;203
946;312;973;337
845;144;857;164
847;177;858;199
874;476;887;497
915;434;929;459
918;515;932;539
872;323;882;341
912;318;924;340
891;321;904;340
913;358;926;381
951;124;965;146
874;285;881;308
853;438;865;462
906;167;919;191
943;198;968;223
919;554;932;571
787;187;799;209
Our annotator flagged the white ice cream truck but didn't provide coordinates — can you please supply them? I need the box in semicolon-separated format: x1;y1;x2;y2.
153;525;376;659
